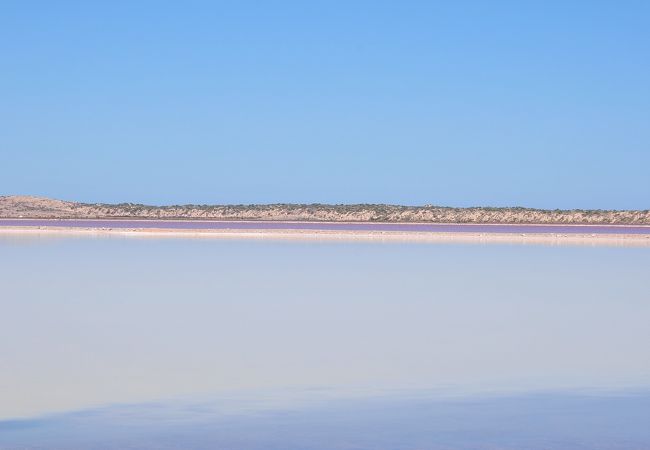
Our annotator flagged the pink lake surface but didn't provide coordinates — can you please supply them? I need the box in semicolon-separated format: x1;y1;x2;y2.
1;219;650;234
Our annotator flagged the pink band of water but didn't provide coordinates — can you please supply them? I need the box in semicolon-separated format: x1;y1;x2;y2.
2;219;649;235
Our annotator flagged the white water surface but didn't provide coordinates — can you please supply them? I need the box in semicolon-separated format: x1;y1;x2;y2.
1;235;649;448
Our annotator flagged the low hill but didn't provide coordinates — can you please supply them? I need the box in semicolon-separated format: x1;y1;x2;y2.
1;196;648;224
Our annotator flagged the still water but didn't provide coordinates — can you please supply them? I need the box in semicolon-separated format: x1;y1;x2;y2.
2;218;650;234
1;234;649;449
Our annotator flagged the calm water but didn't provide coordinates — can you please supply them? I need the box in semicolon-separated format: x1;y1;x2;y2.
2;218;650;234
1;235;649;449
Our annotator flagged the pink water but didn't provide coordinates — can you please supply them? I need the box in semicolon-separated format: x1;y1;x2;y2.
1;219;649;234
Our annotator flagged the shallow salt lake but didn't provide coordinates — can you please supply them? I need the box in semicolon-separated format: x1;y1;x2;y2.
1;235;649;449
3;218;650;234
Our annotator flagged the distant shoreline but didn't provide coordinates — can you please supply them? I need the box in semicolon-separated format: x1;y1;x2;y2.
2;196;649;225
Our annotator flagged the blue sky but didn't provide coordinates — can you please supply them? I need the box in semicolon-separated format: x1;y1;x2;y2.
1;1;648;208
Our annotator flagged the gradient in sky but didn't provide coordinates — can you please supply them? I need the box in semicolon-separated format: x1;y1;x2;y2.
1;1;648;208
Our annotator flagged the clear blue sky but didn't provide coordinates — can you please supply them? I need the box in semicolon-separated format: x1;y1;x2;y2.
1;1;648;209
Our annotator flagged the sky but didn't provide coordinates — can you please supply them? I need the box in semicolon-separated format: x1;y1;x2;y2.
1;1;648;209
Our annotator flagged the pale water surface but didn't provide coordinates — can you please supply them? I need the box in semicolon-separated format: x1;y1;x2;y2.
1;235;649;449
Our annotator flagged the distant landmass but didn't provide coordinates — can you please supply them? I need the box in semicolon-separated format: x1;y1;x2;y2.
1;196;648;224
